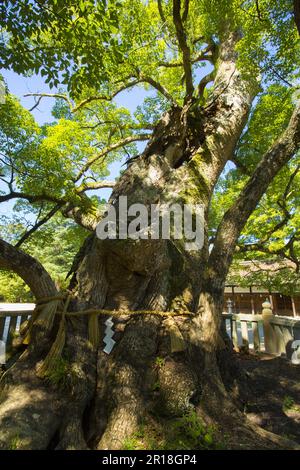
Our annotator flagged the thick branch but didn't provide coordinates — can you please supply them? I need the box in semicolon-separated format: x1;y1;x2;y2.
71;75;175;113
61;203;98;231
199;32;256;191
75;180;116;194
0;191;64;205
25;81;142;114
138;74;178;104
0;238;57;299
172;0;194;99
294;0;300;35
209;103;300;283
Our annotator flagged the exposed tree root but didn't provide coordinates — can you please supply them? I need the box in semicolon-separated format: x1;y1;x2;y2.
0;351;66;450
1;334;299;450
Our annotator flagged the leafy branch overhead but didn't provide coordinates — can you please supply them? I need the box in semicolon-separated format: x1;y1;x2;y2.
0;0;299;272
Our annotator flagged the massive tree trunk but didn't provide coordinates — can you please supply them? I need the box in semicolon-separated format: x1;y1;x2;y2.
0;33;300;451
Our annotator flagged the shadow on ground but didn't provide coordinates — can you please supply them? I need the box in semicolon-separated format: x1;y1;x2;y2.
239;353;300;443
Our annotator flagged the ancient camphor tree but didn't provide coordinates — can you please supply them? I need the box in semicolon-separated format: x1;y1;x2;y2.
0;0;299;449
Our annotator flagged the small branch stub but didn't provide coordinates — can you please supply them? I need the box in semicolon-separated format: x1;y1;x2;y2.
262;298;277;355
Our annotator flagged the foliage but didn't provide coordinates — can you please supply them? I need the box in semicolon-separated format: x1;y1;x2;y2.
0;215;88;301
0;1;299;292
0;0;121;96
282;395;300;413
44;357;73;389
0;93;136;205
121;411;222;450
154;356;165;369
0;1;299;102
151;381;161;392
8;435;20;450
0;271;31;302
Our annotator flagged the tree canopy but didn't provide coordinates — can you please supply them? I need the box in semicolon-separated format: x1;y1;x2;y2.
1;0;300;453
0;0;299;297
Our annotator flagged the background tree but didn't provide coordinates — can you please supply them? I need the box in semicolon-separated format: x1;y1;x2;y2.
0;0;299;450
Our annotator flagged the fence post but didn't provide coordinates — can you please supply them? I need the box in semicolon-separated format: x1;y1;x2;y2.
262;299;277;354
227;299;238;349
227;299;233;314
291;340;300;365
0;340;5;365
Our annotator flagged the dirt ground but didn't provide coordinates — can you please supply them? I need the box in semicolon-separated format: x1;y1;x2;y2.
1;352;299;450
239;353;300;443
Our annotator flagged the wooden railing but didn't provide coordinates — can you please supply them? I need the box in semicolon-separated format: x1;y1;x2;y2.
223;299;300;363
1;301;300;365
0;306;33;361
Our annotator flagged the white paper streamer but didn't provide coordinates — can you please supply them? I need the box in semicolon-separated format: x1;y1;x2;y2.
103;317;116;354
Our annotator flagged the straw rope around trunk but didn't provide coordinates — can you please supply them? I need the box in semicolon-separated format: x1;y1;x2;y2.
34;294;196;318
36;296;71;379
29;293;195;378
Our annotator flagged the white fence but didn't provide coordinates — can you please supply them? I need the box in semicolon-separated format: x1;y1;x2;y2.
0;303;34;363
0;301;300;365
222;299;300;363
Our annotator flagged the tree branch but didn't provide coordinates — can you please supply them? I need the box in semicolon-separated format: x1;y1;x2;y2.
182;0;189;22
197;32;256;193
294;0;300;35
0;238;57;299
0;191;64;205
75;180;116;194
72;79;142;113
198;70;215;98
28;96;43;112
209;102;300;284
24;92;73;110
74;134;151;182
61;202;98;231
25;75;176;115
157;0;167;24
15;203;63;248
172;0;194;99
138;73;178;104
237;234;300;273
